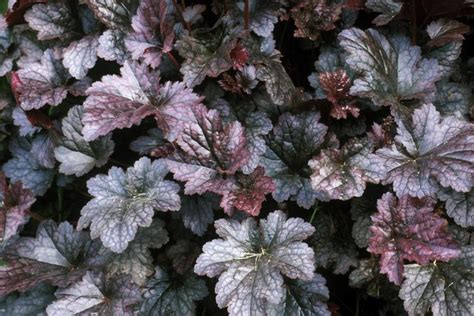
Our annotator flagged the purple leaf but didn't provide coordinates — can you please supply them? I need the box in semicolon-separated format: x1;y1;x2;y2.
368;192;461;285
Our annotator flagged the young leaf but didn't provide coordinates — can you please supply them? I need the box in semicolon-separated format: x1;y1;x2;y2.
54;105;114;177
309;138;379;201
46;271;141;315
400;246;474;316
259;112;328;208
338;28;440;107
24;2;79;40
372;104;474;198
219;166;275;216
365;0;403;25
165;106;250;195
106;219;169;286
368;192;461;285
0;220;112;295
194;211;315;315
2;137;54;196
290;0;343;40
140;265;208;315
0;173;35;243
82;61;202;141
78;157;180;253
319;69;359;119
125;0;174;69
426;18;469;48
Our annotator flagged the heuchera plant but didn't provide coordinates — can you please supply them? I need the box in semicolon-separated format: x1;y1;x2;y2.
0;0;474;315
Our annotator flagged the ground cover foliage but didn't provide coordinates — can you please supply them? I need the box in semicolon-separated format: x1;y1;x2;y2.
0;0;474;315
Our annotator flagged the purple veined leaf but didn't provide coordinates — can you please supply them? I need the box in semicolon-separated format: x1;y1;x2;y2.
0;220;113;296
54;105;114;177
194;211;315;316
371;104;474;198
428;42;462;79
0;173;36;243
78;157;180;253
140;265;208;315
319;69;360;119
165;105;250;195
438;188;474;228
219;166;275;216
434;81;471;119
0;28;20;77
338;28;441;107
12;107;41;136
24;2;79;40
309;137;380;201
365;0;403;25
16;49;90;110
259;112;329;208
179;193;219;236
30;133;56;169
97;29;130;64
124;0;175;69
82;61;203;141
227;0;281;37
400;246;474;316
290;0;343;40
46;271;141;316
368;192;461;285
106;219;169;286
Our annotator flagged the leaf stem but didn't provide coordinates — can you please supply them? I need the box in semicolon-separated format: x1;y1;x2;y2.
166;51;180;69
309;203;319;224
244;0;250;33
172;0;192;32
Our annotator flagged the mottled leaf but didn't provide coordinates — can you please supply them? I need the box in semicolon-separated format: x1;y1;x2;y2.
194;211;315;316
78;157;180;253
426;18;469;47
372;104;474;198
260;112;328;208
338;28;440;107
63;35;100;79
438;189;474;228
368;192;461;285
400;246;474;316
0;284;54;316
84;0;136;29
180;193;219;236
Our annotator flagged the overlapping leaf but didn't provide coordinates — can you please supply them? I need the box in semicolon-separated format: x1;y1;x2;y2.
78;157;180;253
0;220;112;295
438;189;474;228
400;246;474;316
259;112;328;208
338;28;441;107
0;173;35;244
371;104;474;198
365;0;403;25
46;271;141;315
82;61;202;141
368;192;461;285
54;105;114;177
194;211;315;315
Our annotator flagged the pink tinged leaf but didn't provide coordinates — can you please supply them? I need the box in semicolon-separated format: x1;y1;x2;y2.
16;49;72;110
165;106;250;195
219;167;275;216
82;61;158;141
319;69;359;119
0;173;36;243
368;192;461;285
125;0;175;69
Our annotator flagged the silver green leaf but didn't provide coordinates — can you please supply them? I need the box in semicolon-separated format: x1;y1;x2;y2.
78;157;180;253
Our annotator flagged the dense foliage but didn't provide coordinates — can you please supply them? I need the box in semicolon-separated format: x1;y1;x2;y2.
1;0;474;315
